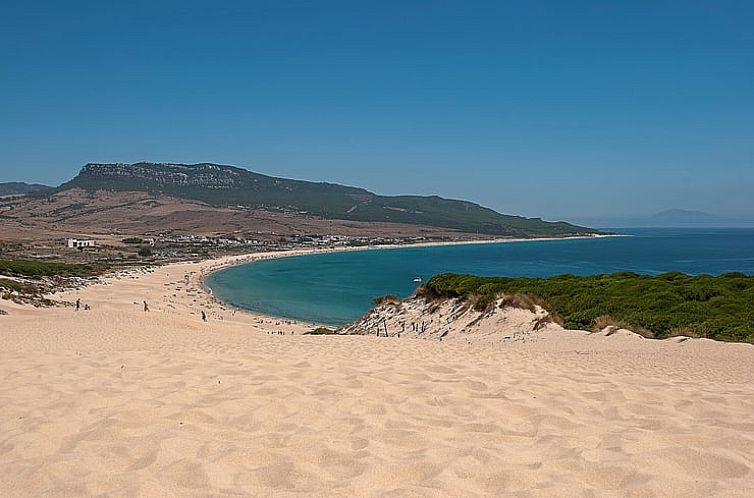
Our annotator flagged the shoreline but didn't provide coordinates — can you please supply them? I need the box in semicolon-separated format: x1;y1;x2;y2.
2;233;622;332
199;233;622;326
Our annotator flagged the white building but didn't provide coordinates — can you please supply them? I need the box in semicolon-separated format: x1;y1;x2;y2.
67;238;96;249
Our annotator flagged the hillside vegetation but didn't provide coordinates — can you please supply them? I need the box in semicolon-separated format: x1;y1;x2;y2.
0;259;102;278
422;272;754;343
0;259;108;306
54;162;599;237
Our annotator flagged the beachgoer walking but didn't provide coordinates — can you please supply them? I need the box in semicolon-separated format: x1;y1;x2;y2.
201;310;207;322
143;300;149;312
75;298;80;311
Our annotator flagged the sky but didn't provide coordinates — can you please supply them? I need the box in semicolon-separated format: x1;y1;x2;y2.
1;1;753;222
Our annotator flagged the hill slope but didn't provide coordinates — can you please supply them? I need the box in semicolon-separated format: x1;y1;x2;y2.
0;182;51;196
57;162;598;237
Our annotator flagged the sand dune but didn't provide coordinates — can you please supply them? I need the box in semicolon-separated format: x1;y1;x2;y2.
2;255;754;497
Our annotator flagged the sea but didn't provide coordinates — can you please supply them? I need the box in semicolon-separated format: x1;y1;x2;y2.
205;228;754;326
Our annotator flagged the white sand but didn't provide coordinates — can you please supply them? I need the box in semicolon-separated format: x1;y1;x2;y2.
2;252;754;497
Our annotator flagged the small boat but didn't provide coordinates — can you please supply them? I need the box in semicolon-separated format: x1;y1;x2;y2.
413;276;423;283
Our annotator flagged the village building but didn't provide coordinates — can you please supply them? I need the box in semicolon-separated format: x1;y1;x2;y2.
66;238;96;249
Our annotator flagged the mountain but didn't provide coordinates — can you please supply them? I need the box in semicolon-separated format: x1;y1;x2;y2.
0;182;51;196
575;209;750;228
645;209;730;227
54;162;598;237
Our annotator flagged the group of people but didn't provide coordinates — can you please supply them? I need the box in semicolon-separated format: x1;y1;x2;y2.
74;298;90;311
144;301;207;322
73;296;216;325
143;299;208;322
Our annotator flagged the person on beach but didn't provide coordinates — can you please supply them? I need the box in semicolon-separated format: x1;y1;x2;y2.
75;298;80;311
143;301;149;312
201;310;207;322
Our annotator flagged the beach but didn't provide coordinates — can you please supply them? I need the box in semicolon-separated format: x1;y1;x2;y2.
2;250;754;497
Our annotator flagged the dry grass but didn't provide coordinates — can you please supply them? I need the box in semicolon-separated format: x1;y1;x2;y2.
372;294;401;307
428;299;445;314
466;294;495;313
498;293;544;313
532;315;551;331
593;315;655;339
451;299;473;316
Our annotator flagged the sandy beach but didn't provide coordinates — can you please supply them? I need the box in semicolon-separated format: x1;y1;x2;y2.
2;250;754;497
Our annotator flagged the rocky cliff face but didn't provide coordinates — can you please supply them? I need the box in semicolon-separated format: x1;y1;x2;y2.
80;163;241;190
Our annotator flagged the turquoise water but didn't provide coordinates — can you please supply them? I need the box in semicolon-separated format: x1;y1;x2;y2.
206;228;754;326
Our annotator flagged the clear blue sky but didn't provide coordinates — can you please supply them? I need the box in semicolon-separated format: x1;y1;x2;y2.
1;1;752;221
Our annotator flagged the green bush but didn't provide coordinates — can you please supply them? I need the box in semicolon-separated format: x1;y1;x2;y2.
422;272;754;343
305;327;336;335
0;259;102;277
0;278;37;294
